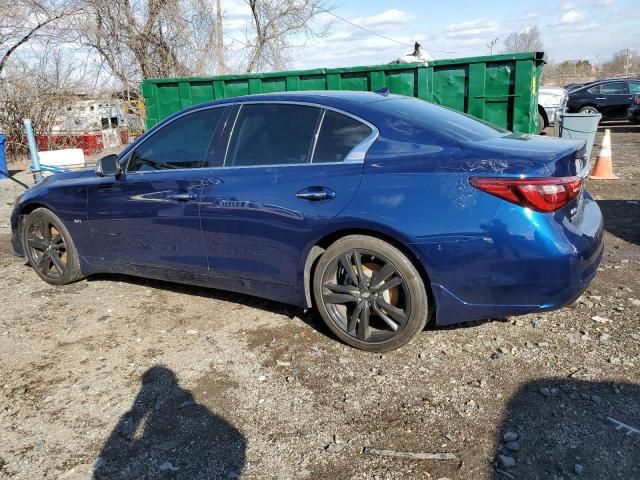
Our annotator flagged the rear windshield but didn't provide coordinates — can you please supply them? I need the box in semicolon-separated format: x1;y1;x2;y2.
377;97;509;142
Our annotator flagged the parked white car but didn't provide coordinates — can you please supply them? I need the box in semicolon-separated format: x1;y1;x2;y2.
538;86;568;130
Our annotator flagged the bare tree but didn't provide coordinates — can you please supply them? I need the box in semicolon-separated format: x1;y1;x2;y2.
0;46;88;159
542;60;595;86
77;0;203;85
0;0;81;76
601;49;639;78
502;26;543;54
78;0;333;85
244;0;332;73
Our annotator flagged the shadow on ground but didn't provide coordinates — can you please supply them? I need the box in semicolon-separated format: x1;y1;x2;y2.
93;366;246;479
86;272;336;338
597;199;640;246
492;379;640;479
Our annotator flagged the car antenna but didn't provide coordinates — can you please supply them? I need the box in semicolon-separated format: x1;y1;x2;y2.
374;86;390;96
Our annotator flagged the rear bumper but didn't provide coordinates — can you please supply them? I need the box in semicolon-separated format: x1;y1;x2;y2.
417;192;604;325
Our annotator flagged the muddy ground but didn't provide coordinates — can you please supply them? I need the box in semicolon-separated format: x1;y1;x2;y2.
0;123;638;480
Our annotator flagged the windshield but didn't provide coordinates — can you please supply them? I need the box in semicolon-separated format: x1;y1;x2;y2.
376;97;509;142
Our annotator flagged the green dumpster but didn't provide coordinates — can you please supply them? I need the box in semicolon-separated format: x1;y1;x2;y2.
142;51;546;134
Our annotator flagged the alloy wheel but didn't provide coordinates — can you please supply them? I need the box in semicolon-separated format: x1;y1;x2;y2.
320;249;411;343
26;218;68;279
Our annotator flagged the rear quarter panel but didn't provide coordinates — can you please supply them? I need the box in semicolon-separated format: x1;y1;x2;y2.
337;137;501;293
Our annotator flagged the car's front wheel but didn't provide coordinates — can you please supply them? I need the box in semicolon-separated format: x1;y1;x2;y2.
313;235;429;352
537;112;546;134
22;208;83;285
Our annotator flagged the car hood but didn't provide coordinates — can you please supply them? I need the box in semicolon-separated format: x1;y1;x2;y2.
539;86;568;108
18;167;96;200
46;167;96;181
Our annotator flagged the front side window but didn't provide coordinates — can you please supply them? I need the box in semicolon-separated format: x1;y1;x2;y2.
313;111;372;163
587;85;600;94
226;104;321;167
600;82;626;95
128;108;224;172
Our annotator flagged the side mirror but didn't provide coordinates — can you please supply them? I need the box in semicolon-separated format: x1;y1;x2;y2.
95;154;121;177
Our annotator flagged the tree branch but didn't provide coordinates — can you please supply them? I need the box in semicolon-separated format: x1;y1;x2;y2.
0;8;80;76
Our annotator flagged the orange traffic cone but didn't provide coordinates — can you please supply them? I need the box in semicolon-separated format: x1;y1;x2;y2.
589;128;618;180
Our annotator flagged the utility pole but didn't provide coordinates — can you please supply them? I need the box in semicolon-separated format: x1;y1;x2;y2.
487;38;499;55
216;0;226;75
624;48;631;78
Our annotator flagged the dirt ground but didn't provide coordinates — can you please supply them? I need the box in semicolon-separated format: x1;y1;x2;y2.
0;123;638;480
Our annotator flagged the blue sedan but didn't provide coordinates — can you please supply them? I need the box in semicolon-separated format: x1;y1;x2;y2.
10;92;604;351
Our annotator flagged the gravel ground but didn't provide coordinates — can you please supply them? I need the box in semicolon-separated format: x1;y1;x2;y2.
0;123;638;480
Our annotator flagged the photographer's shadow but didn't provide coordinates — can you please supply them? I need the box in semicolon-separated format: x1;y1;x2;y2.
94;366;246;479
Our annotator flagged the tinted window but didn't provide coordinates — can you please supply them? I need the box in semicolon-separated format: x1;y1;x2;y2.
128;108;224;172
600;82;626;94
587;85;600;94
226;104;321;167
629;81;640;94
313;111;372;163
375;97;508;142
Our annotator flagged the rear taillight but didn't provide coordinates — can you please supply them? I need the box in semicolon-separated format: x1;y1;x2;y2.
469;176;583;212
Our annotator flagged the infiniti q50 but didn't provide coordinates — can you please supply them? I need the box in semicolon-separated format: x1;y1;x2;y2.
11;92;604;351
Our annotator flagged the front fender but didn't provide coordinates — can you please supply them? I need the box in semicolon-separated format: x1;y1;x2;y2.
10;180;89;258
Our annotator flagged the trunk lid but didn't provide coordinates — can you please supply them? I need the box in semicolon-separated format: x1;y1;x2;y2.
463;133;588;178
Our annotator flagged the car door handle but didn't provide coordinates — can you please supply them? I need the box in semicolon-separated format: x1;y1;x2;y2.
595;97;607;100
167;192;196;201
296;187;336;201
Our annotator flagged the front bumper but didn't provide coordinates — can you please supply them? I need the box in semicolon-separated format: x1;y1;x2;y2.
10;207;25;257
544;106;561;125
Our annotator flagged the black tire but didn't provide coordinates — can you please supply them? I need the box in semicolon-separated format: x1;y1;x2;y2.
537;112;545;134
578;105;599;114
313;235;429;352
22;208;83;285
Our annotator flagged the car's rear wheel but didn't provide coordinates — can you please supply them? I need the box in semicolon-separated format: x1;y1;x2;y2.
578;106;599;114
22;208;82;285
313;235;429;352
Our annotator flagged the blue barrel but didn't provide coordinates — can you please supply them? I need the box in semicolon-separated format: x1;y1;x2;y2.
0;133;7;179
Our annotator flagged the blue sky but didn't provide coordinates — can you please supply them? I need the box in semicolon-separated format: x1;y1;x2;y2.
223;0;639;68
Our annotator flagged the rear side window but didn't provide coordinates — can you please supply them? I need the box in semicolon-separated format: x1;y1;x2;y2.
629;81;640;94
128;107;224;172
600;82;627;94
226;104;321;167
313;111;372;163
374;97;507;142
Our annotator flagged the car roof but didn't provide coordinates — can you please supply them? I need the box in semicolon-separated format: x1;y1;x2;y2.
573;78;640;90
192;90;403;111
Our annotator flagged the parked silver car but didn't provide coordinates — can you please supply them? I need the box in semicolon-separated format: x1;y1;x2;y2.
538;86;568;131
